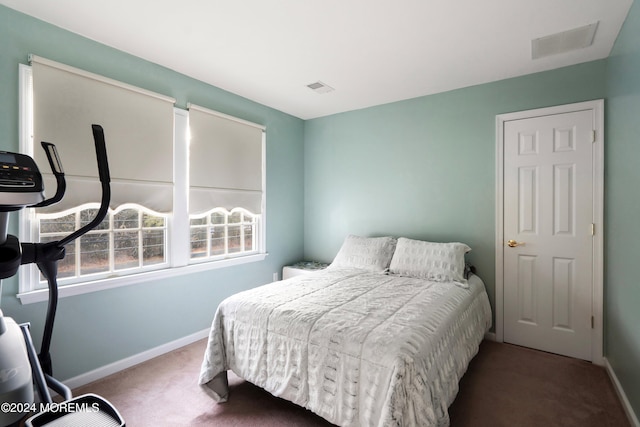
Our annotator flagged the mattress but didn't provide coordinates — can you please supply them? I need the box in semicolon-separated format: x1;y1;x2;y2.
199;267;492;427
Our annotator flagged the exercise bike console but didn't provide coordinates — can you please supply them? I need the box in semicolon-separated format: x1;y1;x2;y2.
0;152;44;206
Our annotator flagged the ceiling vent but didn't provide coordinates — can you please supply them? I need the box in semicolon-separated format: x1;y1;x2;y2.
532;22;599;59
306;81;334;94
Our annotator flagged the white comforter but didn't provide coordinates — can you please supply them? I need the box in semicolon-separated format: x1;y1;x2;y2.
199;268;492;427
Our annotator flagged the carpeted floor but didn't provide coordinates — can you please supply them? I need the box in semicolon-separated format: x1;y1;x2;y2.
448;341;630;427
72;339;630;427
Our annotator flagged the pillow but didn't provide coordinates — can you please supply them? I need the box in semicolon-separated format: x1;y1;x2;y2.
328;235;397;272
388;237;471;285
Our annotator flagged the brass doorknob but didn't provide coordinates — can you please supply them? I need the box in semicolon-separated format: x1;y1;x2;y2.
507;239;524;248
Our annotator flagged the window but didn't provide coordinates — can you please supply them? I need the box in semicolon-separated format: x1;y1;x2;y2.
186;104;266;264
35;205;167;288
18;57;267;303
190;208;258;260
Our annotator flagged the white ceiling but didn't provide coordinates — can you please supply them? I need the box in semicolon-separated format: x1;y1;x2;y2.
1;0;633;119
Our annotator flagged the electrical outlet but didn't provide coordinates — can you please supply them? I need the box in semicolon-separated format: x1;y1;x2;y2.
273;272;279;282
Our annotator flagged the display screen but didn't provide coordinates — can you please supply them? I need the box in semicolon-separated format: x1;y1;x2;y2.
0;152;16;164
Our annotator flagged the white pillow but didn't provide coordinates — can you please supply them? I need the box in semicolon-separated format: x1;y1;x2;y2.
328;235;397;272
388;238;471;285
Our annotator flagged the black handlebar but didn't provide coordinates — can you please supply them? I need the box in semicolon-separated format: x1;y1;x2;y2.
58;125;111;248
93;125;111;184
29;142;65;209
19;124;111;377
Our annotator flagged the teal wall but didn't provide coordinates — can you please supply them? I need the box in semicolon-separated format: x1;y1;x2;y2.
0;5;305;380
605;0;640;416
304;61;607;322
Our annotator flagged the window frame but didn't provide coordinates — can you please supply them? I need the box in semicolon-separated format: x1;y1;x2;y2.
17;64;267;304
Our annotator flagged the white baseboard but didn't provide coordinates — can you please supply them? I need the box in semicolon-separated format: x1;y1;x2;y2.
62;328;210;391
604;357;640;427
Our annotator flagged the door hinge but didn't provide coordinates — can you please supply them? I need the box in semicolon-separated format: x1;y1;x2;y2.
591;316;595;329
592;130;596;143
590;223;595;235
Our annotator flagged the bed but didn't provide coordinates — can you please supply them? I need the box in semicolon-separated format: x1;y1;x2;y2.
199;235;492;427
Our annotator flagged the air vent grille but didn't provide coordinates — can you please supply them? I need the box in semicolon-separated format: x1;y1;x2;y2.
532;22;599;59
306;81;334;94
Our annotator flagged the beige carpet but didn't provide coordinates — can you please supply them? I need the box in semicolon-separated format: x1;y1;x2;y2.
72;339;630;427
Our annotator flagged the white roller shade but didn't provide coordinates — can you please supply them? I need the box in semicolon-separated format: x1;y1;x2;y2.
188;104;265;215
31;55;176;213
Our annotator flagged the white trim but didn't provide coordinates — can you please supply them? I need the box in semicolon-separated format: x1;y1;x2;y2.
18;64;35;288
260;129;267;257
172;108;191;267
17;252;267;304
604;358;640;427
495;100;604;364
29;55;176;104
61;328;210;391
495;111;505;344
591;101;605;366
18;64;33;156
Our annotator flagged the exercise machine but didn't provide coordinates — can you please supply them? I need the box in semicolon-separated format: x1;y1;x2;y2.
0;125;124;426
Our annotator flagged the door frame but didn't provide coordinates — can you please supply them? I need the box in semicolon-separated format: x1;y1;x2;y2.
495;99;604;365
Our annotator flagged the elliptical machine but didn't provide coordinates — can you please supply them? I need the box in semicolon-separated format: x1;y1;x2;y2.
0;125;124;426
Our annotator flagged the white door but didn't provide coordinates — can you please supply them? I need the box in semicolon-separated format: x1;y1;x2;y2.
503;109;594;361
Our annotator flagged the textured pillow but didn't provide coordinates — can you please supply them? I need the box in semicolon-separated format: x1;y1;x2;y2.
388;238;471;285
328;235;397;272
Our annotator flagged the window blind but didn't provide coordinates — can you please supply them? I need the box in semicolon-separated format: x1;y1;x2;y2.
188;104;265;215
30;55;176;213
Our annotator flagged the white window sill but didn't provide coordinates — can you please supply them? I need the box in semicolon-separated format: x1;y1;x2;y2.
17;253;268;305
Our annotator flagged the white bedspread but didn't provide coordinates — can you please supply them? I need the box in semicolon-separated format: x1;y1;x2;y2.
199;268;492;427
